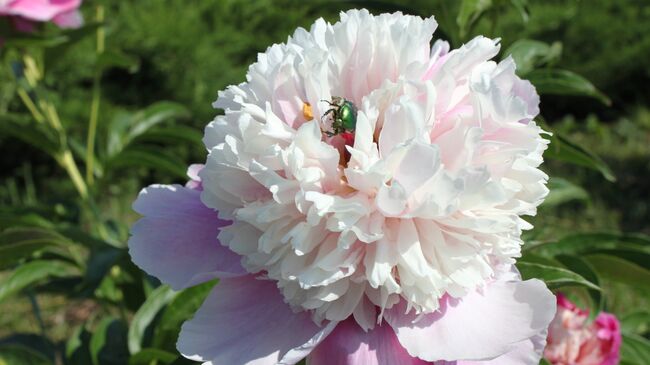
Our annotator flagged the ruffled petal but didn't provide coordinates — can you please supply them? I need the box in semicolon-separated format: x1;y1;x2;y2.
385;278;555;362
458;328;547;365
178;275;336;365
129;184;245;290
308;318;431;365
4;0;81;21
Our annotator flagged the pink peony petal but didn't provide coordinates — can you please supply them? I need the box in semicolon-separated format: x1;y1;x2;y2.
129;184;245;290
52;8;82;28
178;275;336;365
459;328;547;365
4;0;81;22
308;318;431;365
544;293;621;365
385;278;556;362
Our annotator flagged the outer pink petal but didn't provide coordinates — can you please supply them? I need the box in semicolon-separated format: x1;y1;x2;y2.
593;312;622;365
5;0;81;21
52;9;82;28
129;184;246;290
177;275;336;365
308;318;432;365
385;279;556;362
185;164;204;190
459;329;547;365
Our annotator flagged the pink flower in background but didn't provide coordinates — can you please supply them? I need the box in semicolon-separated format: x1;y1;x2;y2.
130;9;556;364
0;0;83;29
545;294;622;365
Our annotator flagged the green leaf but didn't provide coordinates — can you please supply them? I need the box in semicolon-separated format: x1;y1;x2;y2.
528;69;611;105
509;0;530;23
457;0;493;39
621;311;650;336
585;255;650;291
0;260;78;303
79;247;125;297
516;262;600;291
544;132;616;182
0;115;60;158
526;232;650;256
0;228;72;269
105;102;190;158
128;349;177;365
96;51;140;73
621;333;650;364
133;125;203;147
106;147;188;179
128;285;178;354
127;102;190;141
0;345;51;365
65;326;93;365
591;249;650;271
153;280;217;350
0;211;53;230
89;318;129;365
2;34;68;48
43;22;104;67
503;39;562;75
541;177;589;208
555;255;602;316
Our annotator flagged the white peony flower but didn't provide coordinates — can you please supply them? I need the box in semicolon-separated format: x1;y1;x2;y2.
199;9;549;328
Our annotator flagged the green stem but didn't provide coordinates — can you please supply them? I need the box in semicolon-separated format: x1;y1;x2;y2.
86;75;101;185
16;88;45;124
85;5;105;186
58;150;88;200
27;291;46;336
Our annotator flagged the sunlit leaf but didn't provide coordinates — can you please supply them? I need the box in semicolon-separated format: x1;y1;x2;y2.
526;232;650;257
128;349;177;365
128;285;177;354
528;69;611;105
0;260;78;303
544;132;616;182
516;262;600;291
152;280;217;350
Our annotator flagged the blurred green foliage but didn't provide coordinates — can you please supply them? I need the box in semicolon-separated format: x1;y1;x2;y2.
1;0;649;364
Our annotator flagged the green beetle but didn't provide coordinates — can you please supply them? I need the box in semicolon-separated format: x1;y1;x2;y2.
322;96;357;136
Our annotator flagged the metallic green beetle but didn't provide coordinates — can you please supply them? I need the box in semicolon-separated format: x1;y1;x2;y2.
322;96;357;136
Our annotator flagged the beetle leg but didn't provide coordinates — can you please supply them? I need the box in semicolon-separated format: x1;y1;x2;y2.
322;108;336;120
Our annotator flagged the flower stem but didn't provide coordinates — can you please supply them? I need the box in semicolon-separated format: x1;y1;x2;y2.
85;5;105;186
58;150;88;200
